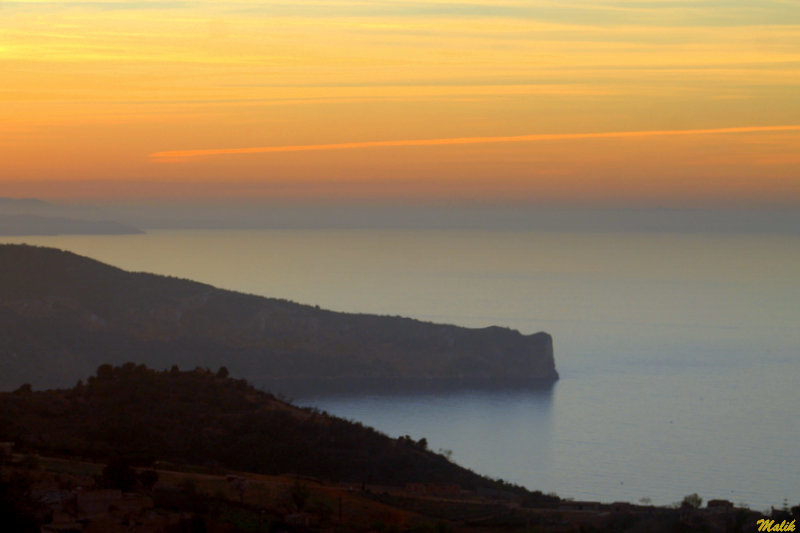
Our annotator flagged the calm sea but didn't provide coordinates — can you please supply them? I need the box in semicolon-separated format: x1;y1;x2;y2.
4;228;798;509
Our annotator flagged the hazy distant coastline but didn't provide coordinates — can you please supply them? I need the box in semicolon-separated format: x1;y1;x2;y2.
0;214;143;236
3;196;798;235
98;203;800;235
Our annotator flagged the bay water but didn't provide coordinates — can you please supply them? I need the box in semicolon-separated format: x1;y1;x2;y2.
4;228;798;509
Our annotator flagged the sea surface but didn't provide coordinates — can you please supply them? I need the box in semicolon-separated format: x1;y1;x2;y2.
4;228;799;509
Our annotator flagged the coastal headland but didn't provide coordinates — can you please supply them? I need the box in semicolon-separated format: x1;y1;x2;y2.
0;244;557;391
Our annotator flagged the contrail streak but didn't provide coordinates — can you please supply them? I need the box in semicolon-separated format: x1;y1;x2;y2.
150;124;800;161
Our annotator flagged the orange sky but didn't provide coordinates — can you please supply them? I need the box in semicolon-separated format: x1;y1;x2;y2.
2;0;800;205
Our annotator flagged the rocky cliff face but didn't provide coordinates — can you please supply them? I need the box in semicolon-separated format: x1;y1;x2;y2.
0;244;558;390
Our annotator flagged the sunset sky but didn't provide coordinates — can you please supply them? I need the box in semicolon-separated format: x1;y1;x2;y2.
2;0;800;206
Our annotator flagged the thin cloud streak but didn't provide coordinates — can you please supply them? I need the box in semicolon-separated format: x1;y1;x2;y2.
150;124;800;161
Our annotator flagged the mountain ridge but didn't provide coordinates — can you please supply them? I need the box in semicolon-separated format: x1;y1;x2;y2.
0;244;557;390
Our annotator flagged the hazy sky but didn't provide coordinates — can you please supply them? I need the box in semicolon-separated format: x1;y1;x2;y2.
2;0;800;206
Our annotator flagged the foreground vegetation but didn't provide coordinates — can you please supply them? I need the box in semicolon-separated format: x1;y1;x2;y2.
1;364;794;531
0;364;525;491
2;449;791;532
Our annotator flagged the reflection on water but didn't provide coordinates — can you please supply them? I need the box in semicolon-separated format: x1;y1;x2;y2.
257;376;556;400
292;381;556;493
291;359;799;509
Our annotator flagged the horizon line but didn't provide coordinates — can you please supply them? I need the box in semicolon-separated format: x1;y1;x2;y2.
149;124;800;161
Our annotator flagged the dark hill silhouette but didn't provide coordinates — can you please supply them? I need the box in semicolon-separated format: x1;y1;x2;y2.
0;244;557;390
0;197;53;209
0;363;530;490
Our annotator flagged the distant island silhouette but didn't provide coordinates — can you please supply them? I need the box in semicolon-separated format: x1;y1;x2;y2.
0;197;142;236
0;244;558;391
0;214;143;236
